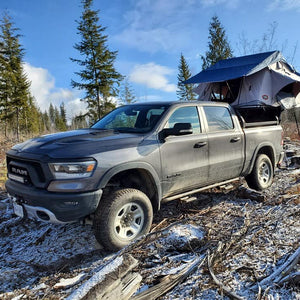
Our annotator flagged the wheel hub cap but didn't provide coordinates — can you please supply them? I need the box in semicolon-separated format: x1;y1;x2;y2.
114;202;144;239
259;162;270;184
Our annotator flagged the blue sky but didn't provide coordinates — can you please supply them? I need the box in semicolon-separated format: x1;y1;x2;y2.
1;0;300;119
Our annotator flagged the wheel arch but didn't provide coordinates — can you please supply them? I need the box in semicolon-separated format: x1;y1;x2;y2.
97;162;161;212
248;143;276;174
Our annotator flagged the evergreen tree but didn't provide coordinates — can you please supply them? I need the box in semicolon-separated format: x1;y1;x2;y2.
71;112;89;129
49;103;55;125
22;95;40;135
177;53;195;101
71;0;122;122
47;103;68;132
0;13;32;139
60;102;67;127
201;15;233;70
54;106;63;131
42;111;51;132
119;77;135;104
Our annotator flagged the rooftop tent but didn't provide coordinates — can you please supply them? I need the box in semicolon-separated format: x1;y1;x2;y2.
185;51;300;109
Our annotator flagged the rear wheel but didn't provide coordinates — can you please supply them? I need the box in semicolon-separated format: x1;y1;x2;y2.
246;154;273;191
93;188;153;251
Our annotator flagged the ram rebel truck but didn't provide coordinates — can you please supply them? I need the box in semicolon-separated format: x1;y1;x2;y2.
6;101;284;250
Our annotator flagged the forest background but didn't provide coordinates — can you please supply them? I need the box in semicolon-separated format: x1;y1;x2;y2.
0;0;299;142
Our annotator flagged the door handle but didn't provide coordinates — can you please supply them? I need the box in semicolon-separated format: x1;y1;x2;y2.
230;137;241;143
194;141;207;148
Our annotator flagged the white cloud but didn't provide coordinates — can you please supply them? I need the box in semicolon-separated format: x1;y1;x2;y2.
129;63;176;93
268;0;300;11
23;62;87;119
114;0;239;53
114;0;195;53
67;98;88;119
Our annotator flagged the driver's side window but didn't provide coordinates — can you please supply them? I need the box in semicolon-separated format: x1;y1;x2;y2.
164;106;201;134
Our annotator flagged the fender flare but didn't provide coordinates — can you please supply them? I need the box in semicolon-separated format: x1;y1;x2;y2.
247;142;276;174
97;162;162;208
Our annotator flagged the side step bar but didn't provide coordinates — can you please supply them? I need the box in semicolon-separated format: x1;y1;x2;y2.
162;178;240;202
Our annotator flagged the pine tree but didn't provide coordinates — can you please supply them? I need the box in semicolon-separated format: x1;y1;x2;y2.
54;106;64;131
71;112;89;129
48;103;55;130
177;53;195;101
120;77;135;104
71;0;122;122
22;95;40;135
201;15;233;70
59;102;67;130
0;12;33;139
42;111;51;132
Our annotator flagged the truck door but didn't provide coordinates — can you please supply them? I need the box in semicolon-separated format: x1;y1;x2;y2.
202;106;244;183
159;106;209;196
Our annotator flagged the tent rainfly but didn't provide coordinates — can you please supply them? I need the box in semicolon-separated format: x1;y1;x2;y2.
185;51;300;109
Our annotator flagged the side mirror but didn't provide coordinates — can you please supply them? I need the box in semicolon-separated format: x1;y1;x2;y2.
160;123;193;140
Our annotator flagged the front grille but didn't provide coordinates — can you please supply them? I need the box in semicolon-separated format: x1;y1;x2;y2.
8;164;31;185
7;157;46;184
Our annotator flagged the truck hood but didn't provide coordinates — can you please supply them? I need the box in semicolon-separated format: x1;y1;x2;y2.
10;129;146;159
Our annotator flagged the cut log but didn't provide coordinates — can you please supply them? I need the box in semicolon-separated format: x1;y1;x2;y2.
67;254;141;300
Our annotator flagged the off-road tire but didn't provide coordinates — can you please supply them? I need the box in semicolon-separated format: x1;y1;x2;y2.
246;154;273;191
93;188;153;251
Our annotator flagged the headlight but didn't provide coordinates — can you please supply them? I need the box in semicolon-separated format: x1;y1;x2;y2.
49;161;96;179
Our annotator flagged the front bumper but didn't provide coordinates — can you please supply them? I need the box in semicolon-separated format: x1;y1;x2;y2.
6;179;102;222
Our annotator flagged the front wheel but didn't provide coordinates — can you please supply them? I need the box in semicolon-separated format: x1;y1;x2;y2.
93;188;153;251
246;154;273;191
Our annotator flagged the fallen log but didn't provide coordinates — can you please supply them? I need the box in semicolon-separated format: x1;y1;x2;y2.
67;254;141;300
132;255;205;300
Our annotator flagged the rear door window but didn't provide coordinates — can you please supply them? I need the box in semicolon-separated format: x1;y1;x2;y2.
203;106;234;132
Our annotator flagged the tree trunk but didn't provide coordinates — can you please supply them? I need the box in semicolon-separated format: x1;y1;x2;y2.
96;88;101;120
16;107;19;141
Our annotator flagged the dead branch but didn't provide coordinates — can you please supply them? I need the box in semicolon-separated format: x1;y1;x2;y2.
277;271;300;286
150;218;167;233
256;246;300;290
207;250;244;300
132;255;205;300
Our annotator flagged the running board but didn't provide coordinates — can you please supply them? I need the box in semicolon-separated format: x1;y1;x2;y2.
162;178;240;202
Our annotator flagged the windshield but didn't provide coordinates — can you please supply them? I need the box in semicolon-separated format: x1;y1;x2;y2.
91;104;170;133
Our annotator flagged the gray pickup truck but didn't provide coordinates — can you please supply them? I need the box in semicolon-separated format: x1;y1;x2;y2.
6;101;284;250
